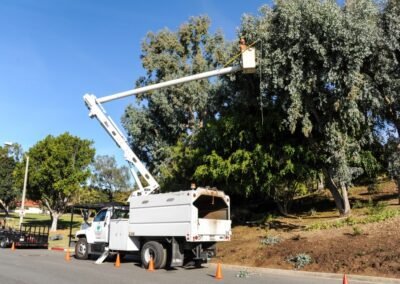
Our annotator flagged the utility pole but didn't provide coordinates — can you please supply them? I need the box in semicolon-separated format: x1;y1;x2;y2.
19;155;29;228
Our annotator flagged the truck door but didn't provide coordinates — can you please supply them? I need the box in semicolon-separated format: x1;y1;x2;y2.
92;208;110;243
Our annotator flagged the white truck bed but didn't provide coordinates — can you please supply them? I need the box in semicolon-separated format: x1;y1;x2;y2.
128;187;231;242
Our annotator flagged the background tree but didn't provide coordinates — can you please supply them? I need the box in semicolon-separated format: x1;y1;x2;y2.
376;0;400;134
370;0;400;201
121;1;394;219
90;155;131;202
122;16;232;178
387;138;400;203
237;0;379;216
14;133;95;231
71;186;109;205
0;144;21;215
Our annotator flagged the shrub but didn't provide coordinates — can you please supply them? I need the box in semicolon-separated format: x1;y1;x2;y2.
264;213;278;223
286;253;312;269
367;183;380;194
236;270;250;278
260;235;281;246
367;200;386;215
308;208;317;216
352;226;363;236
352;200;365;209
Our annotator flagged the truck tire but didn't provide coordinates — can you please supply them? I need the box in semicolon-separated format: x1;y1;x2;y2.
141;241;167;269
75;237;89;260
0;238;8;248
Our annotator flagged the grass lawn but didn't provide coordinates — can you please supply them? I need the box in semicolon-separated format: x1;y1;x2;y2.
0;212;84;248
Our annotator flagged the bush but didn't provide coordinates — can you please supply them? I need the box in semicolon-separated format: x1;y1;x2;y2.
264;213;278;223
306;207;400;231
367;200;386;215
286;253;312;269
352;200;365;209
236;270;250;278
352;226;363;236
260;235;281;246
367;183;380;194
307;208;317;216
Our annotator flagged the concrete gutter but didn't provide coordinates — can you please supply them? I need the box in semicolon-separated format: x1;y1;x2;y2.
209;263;400;284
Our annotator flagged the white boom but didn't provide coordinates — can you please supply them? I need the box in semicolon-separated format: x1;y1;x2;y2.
84;46;256;197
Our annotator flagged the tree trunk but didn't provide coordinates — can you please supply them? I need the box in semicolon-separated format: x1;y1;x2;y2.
43;198;61;232
340;183;351;216
276;201;291;217
324;172;351;216
396;178;400;205
50;212;60;232
317;173;324;191
0;199;9;216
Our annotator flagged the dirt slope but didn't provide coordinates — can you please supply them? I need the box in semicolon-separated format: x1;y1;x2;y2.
217;218;400;277
216;183;400;278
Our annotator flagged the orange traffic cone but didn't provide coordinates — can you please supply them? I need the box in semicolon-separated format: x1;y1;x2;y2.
11;242;15;251
343;274;348;284
114;253;121;268
147;257;155;271
215;262;223;280
65;249;71;262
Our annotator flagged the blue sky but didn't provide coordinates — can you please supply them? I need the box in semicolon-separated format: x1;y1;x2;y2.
0;0;269;165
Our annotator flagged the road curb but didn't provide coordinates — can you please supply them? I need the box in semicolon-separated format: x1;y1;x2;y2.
49;247;74;252
208;263;400;283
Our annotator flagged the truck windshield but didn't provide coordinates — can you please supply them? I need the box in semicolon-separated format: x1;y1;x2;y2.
93;209;107;222
111;209;129;219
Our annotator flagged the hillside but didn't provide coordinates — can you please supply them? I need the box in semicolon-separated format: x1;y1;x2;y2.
216;180;400;278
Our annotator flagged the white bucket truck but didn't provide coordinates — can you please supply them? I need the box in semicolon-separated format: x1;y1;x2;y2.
74;42;256;268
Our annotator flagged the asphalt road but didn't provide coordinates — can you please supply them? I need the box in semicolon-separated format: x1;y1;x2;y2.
0;249;398;284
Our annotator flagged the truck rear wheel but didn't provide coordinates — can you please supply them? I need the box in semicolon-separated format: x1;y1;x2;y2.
75;237;89;260
141;241;167;269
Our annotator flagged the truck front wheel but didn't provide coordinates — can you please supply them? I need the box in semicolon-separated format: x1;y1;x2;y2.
141;241;167;269
75;238;89;260
0;238;8;248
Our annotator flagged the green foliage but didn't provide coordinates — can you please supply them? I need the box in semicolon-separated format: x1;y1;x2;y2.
307;208;317;216
260;235;281;246
286;253;312;269
120;0;400;218
352;226;363;236
236;270;250;278
193;142;315;212
366;199;386;215
387;139;400;189
239;0;380;215
122;16;232;174
373;0;400;131
359;151;382;180
352;200;366;209
14;133;95;231
73;187;109;204
307;206;400;231
91;155;131;201
0;145;20;212
367;183;380;194
264;213;278;223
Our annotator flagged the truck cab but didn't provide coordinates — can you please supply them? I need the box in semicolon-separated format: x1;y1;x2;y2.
73;203;128;260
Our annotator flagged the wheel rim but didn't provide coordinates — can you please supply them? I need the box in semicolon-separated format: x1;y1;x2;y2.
144;248;155;263
78;242;87;255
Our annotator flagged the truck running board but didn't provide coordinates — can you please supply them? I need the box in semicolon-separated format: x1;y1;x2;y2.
95;248;110;264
